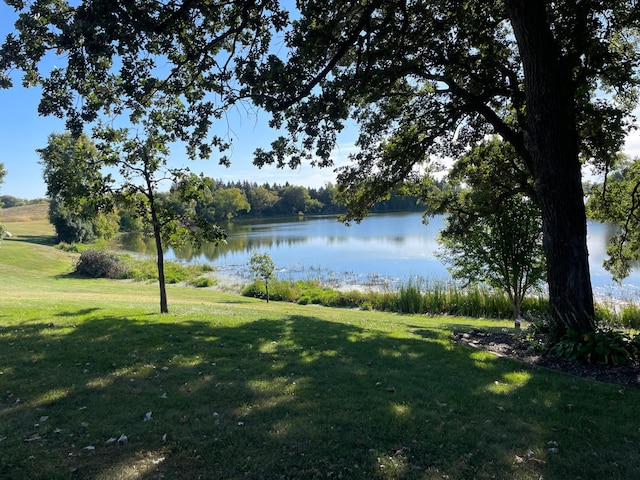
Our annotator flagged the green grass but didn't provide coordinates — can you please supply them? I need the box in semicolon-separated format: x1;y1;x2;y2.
243;278;550;319
1;221;639;479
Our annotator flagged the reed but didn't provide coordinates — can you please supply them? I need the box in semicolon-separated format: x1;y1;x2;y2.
243;276;551;320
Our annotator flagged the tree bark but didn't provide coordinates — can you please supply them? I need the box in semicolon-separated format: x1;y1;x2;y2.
153;220;169;314
506;0;595;334
146;173;169;314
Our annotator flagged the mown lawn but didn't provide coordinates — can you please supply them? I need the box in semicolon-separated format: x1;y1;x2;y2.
0;220;639;479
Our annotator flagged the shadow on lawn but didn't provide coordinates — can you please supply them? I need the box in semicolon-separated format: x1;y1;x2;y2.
5;234;57;247
0;312;638;479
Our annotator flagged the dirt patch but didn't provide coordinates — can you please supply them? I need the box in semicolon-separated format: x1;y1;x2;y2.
452;329;640;389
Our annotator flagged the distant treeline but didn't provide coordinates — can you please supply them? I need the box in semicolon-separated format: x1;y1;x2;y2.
209;179;422;219
2;181;423;221
157;179;424;223
0;196;48;208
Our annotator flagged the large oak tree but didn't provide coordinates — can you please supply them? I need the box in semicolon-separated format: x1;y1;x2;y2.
247;0;640;334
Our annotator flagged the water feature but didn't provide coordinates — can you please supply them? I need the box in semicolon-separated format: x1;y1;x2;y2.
120;211;640;301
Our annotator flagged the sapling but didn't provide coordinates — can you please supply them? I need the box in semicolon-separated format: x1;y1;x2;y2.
248;252;276;303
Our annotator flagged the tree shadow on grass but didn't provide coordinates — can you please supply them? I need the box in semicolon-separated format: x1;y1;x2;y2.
5;234;57;247
53;308;102;318
0;312;638;479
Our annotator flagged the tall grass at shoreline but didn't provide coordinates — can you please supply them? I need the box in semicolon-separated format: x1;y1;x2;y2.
243;277;550;320
243;276;640;327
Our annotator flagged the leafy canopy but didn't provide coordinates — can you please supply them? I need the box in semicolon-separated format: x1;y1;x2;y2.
1;0;288;162
248;251;276;302
587;156;640;281
427;138;546;320
248;1;638;217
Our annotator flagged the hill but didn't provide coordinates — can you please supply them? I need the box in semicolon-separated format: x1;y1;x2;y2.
1;201;49;222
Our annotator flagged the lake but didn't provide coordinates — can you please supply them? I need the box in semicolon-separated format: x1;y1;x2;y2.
121;211;640;301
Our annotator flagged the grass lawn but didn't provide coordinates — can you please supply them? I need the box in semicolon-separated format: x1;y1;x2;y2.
1;219;639;479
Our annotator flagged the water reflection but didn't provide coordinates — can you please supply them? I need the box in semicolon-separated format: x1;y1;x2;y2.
119;212;640;300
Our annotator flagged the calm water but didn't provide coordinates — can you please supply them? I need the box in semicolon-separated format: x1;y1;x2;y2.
121;211;640;301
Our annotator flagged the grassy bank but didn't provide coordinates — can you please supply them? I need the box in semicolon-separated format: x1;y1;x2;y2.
1;220;639;479
243;278;551;320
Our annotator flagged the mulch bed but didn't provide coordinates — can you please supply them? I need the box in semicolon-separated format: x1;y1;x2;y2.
451;329;640;389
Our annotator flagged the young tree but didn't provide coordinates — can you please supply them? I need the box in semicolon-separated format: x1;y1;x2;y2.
247;1;639;334
1;1;287;312
248;252;276;302
587;156;640;282
426;138;546;323
438;195;546;323
39;131;225;313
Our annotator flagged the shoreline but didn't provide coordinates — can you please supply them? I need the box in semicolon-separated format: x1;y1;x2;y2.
206;263;640;309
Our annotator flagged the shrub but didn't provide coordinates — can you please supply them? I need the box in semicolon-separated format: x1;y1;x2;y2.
75;249;126;279
191;277;214;288
163;262;193;284
550;329;637;365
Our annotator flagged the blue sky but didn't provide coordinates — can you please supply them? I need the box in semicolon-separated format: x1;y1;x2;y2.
0;3;355;199
2;3;640;200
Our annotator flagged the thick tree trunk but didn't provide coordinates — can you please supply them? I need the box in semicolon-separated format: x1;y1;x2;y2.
506;0;595;334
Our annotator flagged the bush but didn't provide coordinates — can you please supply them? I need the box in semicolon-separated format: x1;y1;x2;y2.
56;242;88;253
75;249;126;279
550;329;637;365
191;277;215;288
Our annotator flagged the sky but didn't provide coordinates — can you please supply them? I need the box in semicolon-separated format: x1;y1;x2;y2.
1;4;640;200
0;2;356;199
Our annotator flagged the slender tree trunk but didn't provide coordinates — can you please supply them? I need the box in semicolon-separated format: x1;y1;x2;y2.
153;219;169;314
506;0;595;334
146;171;169;314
